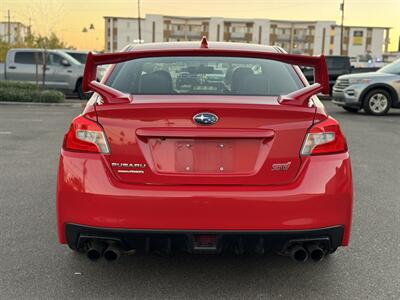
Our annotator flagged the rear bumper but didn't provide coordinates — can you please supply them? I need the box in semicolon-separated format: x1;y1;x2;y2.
66;223;344;254
57;150;353;246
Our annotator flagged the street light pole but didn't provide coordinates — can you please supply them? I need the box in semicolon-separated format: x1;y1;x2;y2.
89;24;95;50
7;9;11;44
82;27;88;49
340;0;345;55
137;0;142;42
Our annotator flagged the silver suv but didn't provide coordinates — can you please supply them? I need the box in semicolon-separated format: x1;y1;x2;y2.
332;59;400;115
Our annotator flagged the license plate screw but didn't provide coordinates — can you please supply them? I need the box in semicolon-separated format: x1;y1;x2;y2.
219;144;224;148
219;166;224;171
186;166;191;171
186;144;191;148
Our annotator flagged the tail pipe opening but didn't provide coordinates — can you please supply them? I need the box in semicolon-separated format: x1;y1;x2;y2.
306;244;325;262
86;240;107;261
103;243;125;261
289;245;309;262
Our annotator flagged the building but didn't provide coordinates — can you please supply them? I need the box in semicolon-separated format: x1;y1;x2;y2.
104;14;390;58
0;22;29;44
330;25;390;57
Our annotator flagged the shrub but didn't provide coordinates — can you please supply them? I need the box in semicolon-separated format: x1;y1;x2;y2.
0;80;64;103
0;80;40;91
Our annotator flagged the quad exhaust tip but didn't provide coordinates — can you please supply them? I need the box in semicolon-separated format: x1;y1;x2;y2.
86;240;107;261
289;245;309;262
289;243;326;263
103;243;123;261
84;239;125;261
306;244;325;262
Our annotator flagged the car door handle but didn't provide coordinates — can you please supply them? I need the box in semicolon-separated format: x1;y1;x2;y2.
67;70;72;73
8;66;16;69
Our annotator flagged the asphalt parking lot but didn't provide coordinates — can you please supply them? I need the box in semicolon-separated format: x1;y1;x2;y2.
0;101;399;299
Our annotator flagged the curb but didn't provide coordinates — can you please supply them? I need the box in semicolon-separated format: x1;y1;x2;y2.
0;101;85;107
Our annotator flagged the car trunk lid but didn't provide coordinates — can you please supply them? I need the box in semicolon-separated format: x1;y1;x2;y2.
95;95;316;186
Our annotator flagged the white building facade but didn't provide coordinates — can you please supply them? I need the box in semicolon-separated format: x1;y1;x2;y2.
0;22;29;44
104;14;390;58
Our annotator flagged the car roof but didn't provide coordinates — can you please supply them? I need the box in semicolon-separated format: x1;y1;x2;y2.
10;48;63;53
59;49;89;54
125;41;278;53
325;55;349;59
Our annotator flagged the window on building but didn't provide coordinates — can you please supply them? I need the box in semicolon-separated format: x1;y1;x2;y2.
163;22;170;31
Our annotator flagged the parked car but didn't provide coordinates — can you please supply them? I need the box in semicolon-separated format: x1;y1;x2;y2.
0;48;88;99
57;40;353;262
58;49;107;81
61;49;88;64
332;58;400;115
303;55;353;93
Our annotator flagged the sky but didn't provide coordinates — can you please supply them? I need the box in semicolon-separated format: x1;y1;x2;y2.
1;0;400;51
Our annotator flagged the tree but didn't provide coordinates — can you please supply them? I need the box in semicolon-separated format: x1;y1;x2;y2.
0;32;73;62
35;32;72;49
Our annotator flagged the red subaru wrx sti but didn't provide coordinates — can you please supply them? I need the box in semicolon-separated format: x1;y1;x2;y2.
57;38;353;262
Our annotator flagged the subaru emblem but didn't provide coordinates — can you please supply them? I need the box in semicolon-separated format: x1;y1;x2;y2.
193;112;218;125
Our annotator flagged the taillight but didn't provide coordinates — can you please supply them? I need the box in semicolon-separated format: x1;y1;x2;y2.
301;117;347;156
63;115;110;154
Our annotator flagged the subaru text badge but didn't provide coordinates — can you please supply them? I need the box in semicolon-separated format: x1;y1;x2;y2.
193;112;218;125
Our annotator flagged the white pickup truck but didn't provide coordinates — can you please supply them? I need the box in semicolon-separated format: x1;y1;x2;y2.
0;48;102;99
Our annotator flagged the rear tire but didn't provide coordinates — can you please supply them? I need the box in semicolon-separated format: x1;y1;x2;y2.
363;89;391;116
76;80;91;100
342;106;360;113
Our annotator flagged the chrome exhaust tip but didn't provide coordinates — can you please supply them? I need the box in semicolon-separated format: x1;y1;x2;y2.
86;240;106;261
289;245;309;262
103;243;123;261
306;244;325;262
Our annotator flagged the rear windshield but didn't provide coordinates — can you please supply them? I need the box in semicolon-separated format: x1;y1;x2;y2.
106;56;303;96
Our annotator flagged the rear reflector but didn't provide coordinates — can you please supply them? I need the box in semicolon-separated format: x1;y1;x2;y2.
301;117;347;156
63;115;110;154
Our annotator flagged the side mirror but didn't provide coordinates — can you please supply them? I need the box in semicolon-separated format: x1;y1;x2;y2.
61;59;71;67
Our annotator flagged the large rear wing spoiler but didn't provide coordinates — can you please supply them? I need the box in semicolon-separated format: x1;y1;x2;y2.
83;47;329;105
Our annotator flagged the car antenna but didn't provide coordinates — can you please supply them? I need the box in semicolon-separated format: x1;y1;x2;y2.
200;36;208;49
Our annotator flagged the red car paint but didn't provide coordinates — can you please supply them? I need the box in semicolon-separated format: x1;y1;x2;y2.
57;40;352;256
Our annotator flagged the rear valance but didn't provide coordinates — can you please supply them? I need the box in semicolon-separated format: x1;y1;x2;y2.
83;48;329;104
